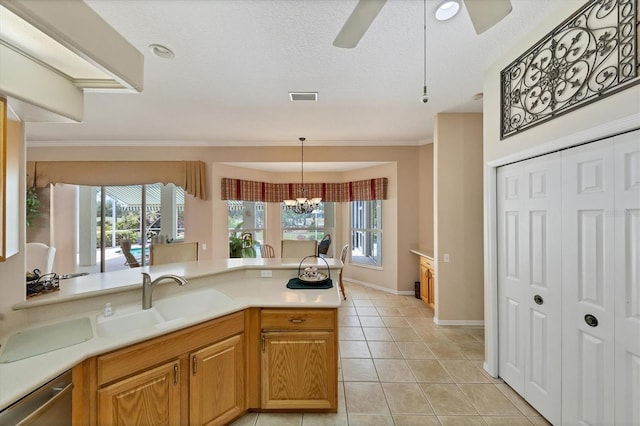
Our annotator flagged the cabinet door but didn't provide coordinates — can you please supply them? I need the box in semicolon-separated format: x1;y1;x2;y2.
420;264;429;302
261;331;337;410
98;360;181;426
427;267;435;306
190;334;245;426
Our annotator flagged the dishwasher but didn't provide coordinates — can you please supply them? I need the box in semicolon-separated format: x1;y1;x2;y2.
0;370;72;425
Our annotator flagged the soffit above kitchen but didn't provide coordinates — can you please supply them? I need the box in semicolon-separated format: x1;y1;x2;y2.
0;0;143;122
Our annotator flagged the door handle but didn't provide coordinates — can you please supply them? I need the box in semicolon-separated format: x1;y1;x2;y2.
584;314;598;327
533;295;543;305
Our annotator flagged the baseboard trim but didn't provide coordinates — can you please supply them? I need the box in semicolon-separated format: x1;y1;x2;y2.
343;278;411;296
433;318;485;327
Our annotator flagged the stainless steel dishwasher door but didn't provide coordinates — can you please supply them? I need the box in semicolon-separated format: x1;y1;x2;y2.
0;370;73;425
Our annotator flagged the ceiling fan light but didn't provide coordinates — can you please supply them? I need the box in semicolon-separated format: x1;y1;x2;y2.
435;0;461;21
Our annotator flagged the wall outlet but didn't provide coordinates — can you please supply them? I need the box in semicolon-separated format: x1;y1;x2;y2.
260;270;273;278
201;243;207;250
443;253;450;262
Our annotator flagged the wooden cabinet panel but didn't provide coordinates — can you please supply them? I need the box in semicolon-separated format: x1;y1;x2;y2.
419;257;435;308
261;309;335;331
190;334;245;426
261;331;337;410
98;360;181;426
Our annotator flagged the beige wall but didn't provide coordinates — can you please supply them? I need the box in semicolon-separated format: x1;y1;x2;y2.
434;113;484;322
418;143;434;251
483;1;640;163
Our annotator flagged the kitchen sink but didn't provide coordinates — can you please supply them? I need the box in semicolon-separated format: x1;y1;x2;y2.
154;288;234;321
95;308;165;338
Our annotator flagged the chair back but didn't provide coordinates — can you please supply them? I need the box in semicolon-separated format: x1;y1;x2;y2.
120;239;140;268
281;239;318;259
260;244;275;258
340;244;349;263
26;242;56;275
317;234;331;256
151;241;199;265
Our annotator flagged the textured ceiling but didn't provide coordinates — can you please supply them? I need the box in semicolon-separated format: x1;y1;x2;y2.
24;0;571;147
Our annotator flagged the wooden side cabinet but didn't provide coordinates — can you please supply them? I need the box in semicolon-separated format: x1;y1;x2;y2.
419;256;435;308
260;309;338;411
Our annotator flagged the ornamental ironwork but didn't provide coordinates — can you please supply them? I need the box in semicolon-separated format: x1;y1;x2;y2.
501;0;639;139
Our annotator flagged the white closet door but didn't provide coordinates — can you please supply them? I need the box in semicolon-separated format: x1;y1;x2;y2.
497;153;562;424
562;139;616;425
613;131;640;425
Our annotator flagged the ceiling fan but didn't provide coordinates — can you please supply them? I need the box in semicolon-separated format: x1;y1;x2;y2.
333;0;513;48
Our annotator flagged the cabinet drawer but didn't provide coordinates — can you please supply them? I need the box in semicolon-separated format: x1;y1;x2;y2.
420;256;433;268
261;309;335;331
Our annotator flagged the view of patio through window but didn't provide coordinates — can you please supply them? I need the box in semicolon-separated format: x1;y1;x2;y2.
76;183;185;274
282;202;334;249
228;201;264;258
350;200;382;266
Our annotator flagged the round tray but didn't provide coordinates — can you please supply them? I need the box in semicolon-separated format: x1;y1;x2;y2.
298;271;329;283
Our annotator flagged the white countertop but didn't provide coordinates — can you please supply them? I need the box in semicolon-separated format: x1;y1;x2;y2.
409;247;434;260
0;258;342;411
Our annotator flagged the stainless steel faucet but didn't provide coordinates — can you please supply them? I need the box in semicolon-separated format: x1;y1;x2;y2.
141;272;188;310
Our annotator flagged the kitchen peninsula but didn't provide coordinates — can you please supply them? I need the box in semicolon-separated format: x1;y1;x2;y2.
0;258;343;424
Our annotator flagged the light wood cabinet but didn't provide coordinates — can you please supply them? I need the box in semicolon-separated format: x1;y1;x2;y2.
92;311;245;426
419;256;435;308
190;334;244;425
98;360;181;426
260;309;337;411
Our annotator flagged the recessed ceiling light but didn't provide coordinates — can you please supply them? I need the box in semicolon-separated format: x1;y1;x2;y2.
472;92;483;101
149;44;174;59
435;0;461;21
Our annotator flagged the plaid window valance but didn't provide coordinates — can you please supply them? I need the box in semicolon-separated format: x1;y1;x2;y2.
221;178;387;202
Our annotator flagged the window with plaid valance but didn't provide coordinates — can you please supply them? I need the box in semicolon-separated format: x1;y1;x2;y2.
221;178;387;202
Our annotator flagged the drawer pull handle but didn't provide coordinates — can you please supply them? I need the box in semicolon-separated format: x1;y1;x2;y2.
289;319;305;323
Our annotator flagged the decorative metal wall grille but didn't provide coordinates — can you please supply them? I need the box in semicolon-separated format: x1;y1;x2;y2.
501;0;639;139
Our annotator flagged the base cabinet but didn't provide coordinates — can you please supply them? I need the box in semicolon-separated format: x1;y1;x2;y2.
98;360;181;425
93;311;245;426
419;256;434;308
190;334;244;425
260;309;338;410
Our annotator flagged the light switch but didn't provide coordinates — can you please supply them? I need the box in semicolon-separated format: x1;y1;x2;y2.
443;253;450;262
201;243;207;250
261;270;273;278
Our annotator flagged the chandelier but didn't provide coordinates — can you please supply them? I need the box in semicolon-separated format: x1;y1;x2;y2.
283;137;322;214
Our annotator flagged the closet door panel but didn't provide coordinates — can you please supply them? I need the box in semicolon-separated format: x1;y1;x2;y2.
562;139;616;426
614;131;640;425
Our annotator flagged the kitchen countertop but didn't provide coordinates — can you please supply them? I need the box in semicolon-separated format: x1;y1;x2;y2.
409;247;434;260
0;258;342;411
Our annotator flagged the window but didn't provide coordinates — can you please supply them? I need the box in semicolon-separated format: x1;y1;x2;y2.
350;200;382;267
282;202;334;244
76;183;185;274
228;201;264;257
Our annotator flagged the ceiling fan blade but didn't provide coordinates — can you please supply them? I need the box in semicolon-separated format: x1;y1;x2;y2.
463;0;512;35
333;0;387;48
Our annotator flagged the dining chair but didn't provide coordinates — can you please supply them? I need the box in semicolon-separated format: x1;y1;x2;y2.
338;244;349;300
151;241;199;265
26;242;56;275
281;239;318;259
317;234;331;257
260;244;275;258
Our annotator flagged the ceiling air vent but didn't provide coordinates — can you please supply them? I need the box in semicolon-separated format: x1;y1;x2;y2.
289;92;318;102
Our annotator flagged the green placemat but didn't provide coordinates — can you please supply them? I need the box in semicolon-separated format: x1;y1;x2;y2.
287;277;333;290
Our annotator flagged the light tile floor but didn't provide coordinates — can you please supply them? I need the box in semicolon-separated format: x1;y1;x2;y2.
231;282;550;426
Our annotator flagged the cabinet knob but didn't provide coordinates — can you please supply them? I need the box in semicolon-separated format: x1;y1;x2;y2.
584;314;598;327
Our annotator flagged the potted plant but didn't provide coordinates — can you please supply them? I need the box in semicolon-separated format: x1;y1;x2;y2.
26;186;40;227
